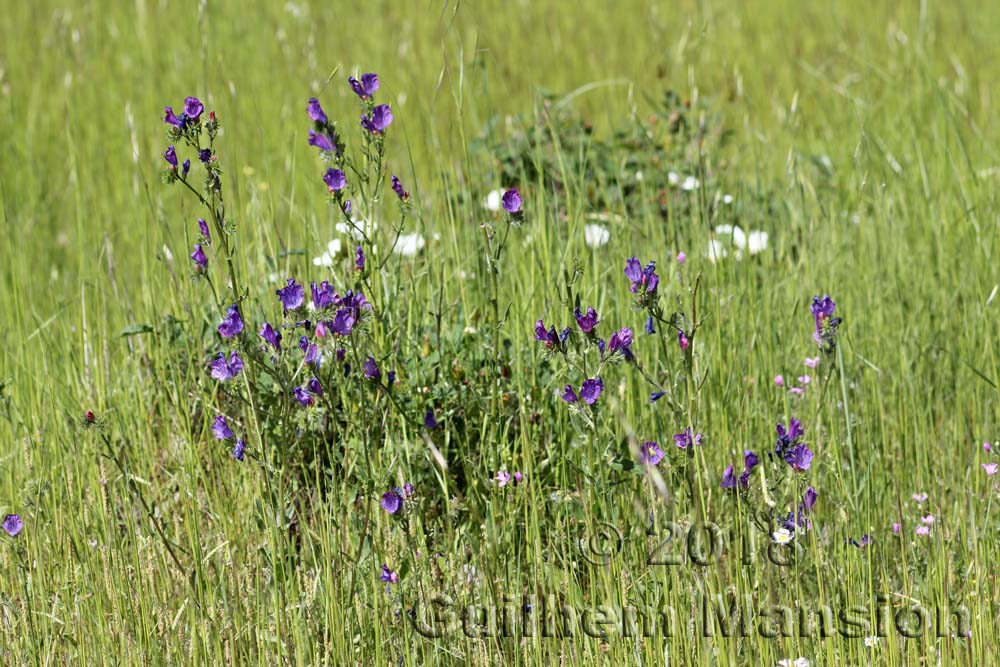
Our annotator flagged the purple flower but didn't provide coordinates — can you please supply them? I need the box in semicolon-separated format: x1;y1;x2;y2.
3;514;23;537
739;450;760;487
380;489;403;514
645;315;656;335
308;130;334;153
232;439;245;461
678;330;690;351
307;97;328;124
355;246;366;272
574;307;599;334
311;281;337;309
720;464;737;489
785;444;814;472
580;377;604;404
164;146;178;168
361;104;393;134
402;483;415;497
306;377;323;397
640;441;664;466
323;168;347;192
608;327;634;358
534;319;560;347
561;385;578;403
496;470;512;487
501;188;522;214
209;351;244;381
184;97;204;121
198;148;212;164
198;218;211;243
163;107;184;128
391;175;409;201
259;322;282;352
775;418;805;456
190;244;207;269
380;564;399;584
673;428;703;450
212;415;234;440
424;409;439;430
332;308;357;336
624;257;659;294
217;304;244;338
810;295;840;348
802;486;817;512
650;391;666;402
349;73;380;99
181;159;190;178
984;462;999;476
299;336;321;367
293;386;315;407
364;356;381;381
276;279;305;312
848;534;871;548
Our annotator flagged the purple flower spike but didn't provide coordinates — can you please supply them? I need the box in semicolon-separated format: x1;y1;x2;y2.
332;308;357;336
561;384;579;403
293;386;315;407
720;464;737;489
785;444;814;472
184;97;204;121
232;439;245;461
580;377;604;405
307;97;328;125
311;281;337;309
198;218;211;243
380;564;399;584
324;168;347;192
308;130;334;153
672;428;703;450
164;146;178;168
209;351;244;382
276;279;305;312
3;514;23;537
212;415;234;440
380;489;403;514
775;418;805;456
608;327;634;358
364;356;381;381
198;148;212;164
355;246;366;272
217;304;244;338
501;188;522;214
574;307;599;334
624;257;659;294
424;409;439;430
163;107;184;128
361;104;393;134
190;244;207;269
391;175;409;201
349;73;380;99
260;322;282;352
640;441;664;466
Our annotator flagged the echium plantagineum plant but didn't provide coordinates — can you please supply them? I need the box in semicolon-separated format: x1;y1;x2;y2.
159;75;420;495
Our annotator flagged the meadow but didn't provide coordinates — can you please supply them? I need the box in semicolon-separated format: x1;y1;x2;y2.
1;1;999;665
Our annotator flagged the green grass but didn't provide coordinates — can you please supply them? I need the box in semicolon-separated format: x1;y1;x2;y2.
1;1;999;665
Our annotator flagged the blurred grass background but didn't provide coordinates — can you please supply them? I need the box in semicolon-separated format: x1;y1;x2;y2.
1;0;999;665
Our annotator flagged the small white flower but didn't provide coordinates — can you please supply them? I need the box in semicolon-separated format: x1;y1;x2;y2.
635;171;644;181
747;230;769;255
731;225;747;250
584;224;610;248
777;659;810;667
463;326;477;334
771;528;794;545
864;636;879;648
328;238;343;256
667;171;680;186
681;175;699;191
714;224;734;235
313;253;333;267
706;239;727;263
393;232;425;257
483;189;503;212
722;193;734;204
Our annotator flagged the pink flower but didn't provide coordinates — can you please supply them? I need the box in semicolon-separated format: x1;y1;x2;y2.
804;357;820;368
912;493;928;503
774;375;784;386
983;462;998;476
985;442;993;453
676;251;686;264
921;514;935;525
916;526;931;537
892;522;900;535
798;375;812;385
789;387;805;396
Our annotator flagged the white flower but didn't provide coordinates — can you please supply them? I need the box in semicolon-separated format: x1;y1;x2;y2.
777;659;810;667
714;224;734;235
667;171;680;186
864;636;879;648
483;189;503;212
584;224;610;248
393;232;425;257
731;226;747;250
681;175;699;191
722;193;734;204
771;528;794;545
706;239;727;262
312;238;343;267
635;171;644;181
747;230;769;255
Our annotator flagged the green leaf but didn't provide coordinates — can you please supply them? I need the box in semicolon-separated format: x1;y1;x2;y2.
119;323;154;337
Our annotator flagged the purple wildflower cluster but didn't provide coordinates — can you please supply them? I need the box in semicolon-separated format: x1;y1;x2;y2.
810;294;841;354
720;450;760;489
380;484;415;515
774;418;814;472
